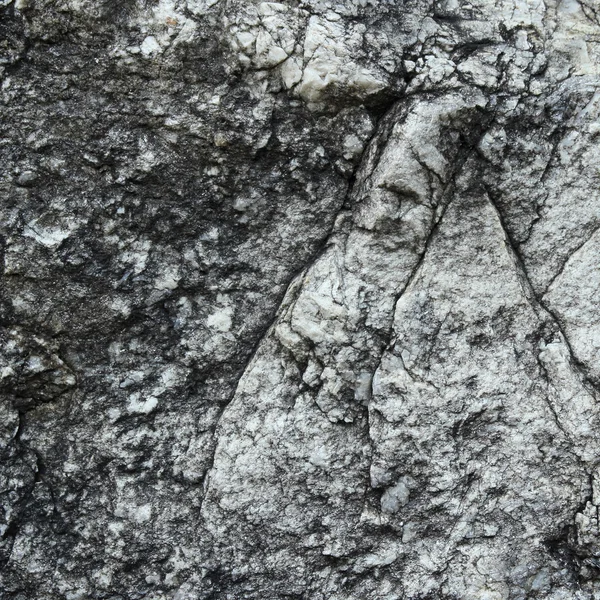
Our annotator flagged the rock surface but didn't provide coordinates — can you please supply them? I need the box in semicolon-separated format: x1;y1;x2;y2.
2;0;600;598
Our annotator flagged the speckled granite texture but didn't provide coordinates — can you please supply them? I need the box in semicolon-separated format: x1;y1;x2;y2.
2;0;600;598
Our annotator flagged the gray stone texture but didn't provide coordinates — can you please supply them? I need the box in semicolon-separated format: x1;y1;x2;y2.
2;0;600;598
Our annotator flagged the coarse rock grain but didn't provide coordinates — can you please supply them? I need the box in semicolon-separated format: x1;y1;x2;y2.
2;0;600;598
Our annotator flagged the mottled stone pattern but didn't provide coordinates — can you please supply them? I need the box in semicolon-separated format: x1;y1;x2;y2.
2;0;600;598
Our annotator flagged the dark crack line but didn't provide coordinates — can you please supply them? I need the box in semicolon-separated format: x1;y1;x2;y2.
198;99;403;515
484;185;600;434
538;128;565;183
369;123;494;388
534;349;578;444
543;220;600;296
365;116;496;498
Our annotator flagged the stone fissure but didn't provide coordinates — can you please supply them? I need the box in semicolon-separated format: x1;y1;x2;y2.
485;184;600;401
200;97;399;506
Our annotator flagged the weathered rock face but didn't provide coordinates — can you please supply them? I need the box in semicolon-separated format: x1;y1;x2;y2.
2;0;600;598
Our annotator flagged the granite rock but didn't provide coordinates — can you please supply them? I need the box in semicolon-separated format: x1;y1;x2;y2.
2;0;600;598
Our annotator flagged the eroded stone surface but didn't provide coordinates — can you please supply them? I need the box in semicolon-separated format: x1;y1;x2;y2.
2;0;600;598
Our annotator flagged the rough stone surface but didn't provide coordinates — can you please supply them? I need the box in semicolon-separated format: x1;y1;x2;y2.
2;0;600;598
